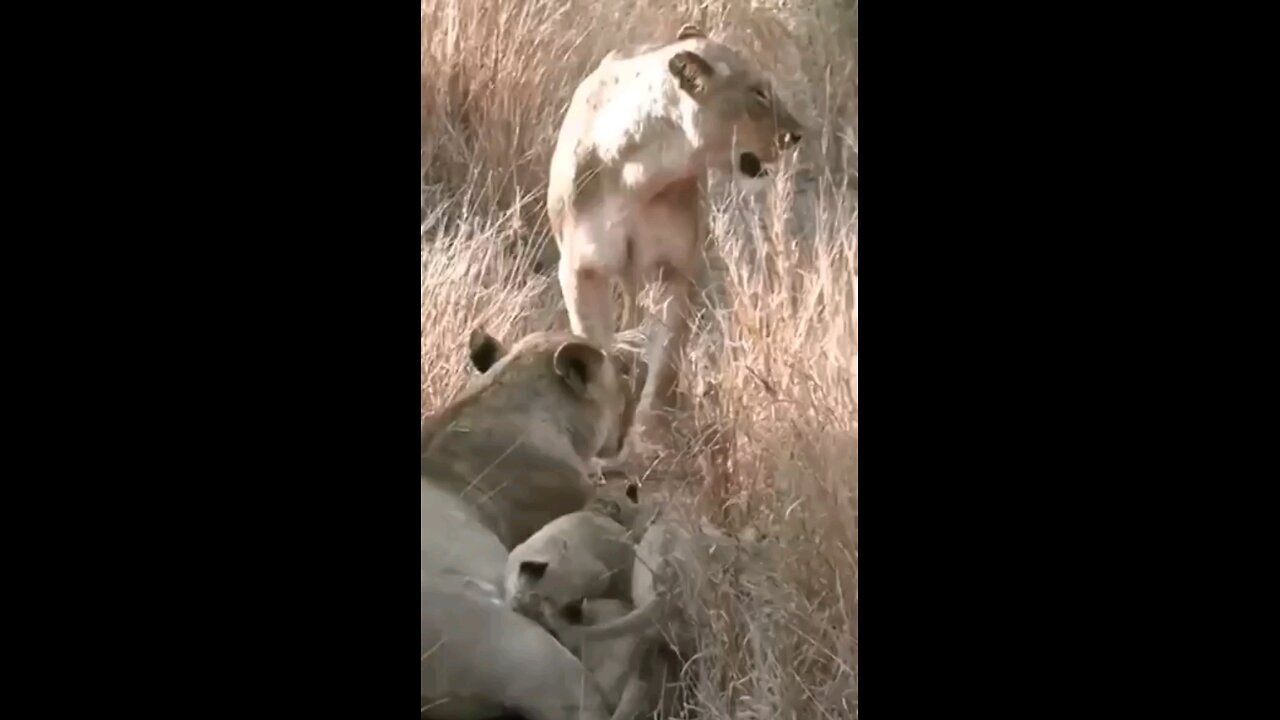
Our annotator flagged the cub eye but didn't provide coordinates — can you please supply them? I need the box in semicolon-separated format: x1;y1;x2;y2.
752;88;770;104
561;599;585;625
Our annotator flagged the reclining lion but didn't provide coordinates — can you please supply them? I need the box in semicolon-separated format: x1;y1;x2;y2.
420;328;640;719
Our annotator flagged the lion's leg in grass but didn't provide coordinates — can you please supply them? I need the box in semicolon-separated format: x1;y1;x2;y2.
607;640;661;720
421;588;610;720
622;182;700;456
558;211;625;348
561;261;615;348
617;272;640;331
636;262;693;449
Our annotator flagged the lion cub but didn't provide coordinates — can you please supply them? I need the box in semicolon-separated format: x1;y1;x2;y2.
505;485;651;623
546;509;774;720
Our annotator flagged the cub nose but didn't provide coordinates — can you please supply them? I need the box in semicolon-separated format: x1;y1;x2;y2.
777;131;802;149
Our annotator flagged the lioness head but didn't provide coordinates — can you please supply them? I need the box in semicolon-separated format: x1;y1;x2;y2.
466;327;640;459
668;25;804;179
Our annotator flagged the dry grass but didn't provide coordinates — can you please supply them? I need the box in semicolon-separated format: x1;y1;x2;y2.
422;0;857;717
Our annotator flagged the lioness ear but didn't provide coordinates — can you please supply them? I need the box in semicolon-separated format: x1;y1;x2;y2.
554;341;606;397
518;560;548;582
677;23;705;40
669;50;714;96
625;482;639;504
468;328;504;373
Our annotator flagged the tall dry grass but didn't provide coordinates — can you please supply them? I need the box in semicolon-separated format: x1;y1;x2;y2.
423;0;856;717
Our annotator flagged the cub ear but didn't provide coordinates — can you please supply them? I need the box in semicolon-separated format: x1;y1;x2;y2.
518;560;548;582
553;341;606;397
677;23;706;40
625;482;639;503
468;328;504;373
669;50;715;96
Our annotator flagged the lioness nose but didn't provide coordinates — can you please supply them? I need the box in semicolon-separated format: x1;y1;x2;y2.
778;131;802;149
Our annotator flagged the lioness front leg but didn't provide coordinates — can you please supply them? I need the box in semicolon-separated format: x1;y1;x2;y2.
637;263;693;447
561;258;616;348
608;639;662;720
610;672;651;720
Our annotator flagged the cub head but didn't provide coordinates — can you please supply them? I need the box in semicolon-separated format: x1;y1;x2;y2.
505;489;643;622
667;24;804;179
505;538;575;622
466;327;642;459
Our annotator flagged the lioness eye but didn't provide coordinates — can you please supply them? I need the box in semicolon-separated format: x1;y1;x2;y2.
752;88;769;104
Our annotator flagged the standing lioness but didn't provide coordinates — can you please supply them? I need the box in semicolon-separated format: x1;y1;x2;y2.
548;24;803;448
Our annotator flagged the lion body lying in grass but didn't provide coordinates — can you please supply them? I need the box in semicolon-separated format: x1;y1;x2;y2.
420;329;638;720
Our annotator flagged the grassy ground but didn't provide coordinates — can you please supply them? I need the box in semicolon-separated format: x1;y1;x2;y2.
422;0;857;716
